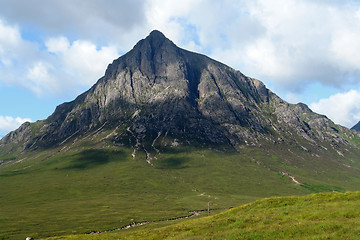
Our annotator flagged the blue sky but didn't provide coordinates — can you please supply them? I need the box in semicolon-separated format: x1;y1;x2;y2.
1;0;360;138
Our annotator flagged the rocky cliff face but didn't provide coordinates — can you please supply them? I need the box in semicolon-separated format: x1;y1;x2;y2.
352;121;360;132
1;30;360;155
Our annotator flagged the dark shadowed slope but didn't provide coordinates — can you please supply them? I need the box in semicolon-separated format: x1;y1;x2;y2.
352;121;360;132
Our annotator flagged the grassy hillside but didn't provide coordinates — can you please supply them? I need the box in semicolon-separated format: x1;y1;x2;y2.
42;191;360;240
1;135;360;239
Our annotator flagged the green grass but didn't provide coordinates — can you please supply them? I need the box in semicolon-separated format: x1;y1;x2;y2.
42;191;360;240
1;139;360;239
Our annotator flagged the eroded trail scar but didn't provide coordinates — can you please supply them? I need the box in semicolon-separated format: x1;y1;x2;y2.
88;210;204;234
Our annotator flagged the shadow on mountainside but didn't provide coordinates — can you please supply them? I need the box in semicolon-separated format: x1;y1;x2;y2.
154;156;190;169
62;149;127;170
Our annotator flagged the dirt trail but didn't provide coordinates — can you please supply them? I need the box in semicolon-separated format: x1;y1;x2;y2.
89;210;205;235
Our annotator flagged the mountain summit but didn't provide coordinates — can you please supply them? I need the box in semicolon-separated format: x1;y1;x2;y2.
1;30;360;158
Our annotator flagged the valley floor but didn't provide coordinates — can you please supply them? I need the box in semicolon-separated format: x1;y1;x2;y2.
41;191;360;240
2;143;360;239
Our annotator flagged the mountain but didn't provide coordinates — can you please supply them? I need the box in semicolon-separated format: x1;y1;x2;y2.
2;30;360;239
1;30;360;157
352;121;360;132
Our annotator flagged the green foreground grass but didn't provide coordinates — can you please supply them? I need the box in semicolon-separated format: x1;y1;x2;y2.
1;140;360;239
43;191;360;240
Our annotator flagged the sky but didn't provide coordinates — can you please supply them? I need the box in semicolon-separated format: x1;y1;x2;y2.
1;0;360;138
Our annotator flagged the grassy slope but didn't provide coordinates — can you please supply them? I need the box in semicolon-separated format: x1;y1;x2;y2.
43;191;360;240
1;134;360;239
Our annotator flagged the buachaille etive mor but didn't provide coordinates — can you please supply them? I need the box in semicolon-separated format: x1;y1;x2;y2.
1;30;359;156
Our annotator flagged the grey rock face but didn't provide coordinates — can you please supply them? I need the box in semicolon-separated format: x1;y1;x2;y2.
1;30;359;153
1;122;31;145
351;121;360;132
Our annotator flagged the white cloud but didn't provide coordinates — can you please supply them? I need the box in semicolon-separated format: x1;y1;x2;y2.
230;0;360;89
0;19;38;65
0;116;32;133
331;27;360;72
0;20;119;96
46;36;69;53
144;0;204;48
25;61;62;96
309;90;360;128
45;37;119;86
0;0;147;46
0;18;21;45
143;0;360;92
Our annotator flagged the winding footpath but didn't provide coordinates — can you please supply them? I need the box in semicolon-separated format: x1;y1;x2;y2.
89;210;204;235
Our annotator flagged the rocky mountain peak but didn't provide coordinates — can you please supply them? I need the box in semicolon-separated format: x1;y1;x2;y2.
131;29;174;54
1;30;359;155
144;29;168;47
104;30;179;83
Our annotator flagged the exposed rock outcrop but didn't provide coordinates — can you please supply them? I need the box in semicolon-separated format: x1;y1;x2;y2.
351;121;360;132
